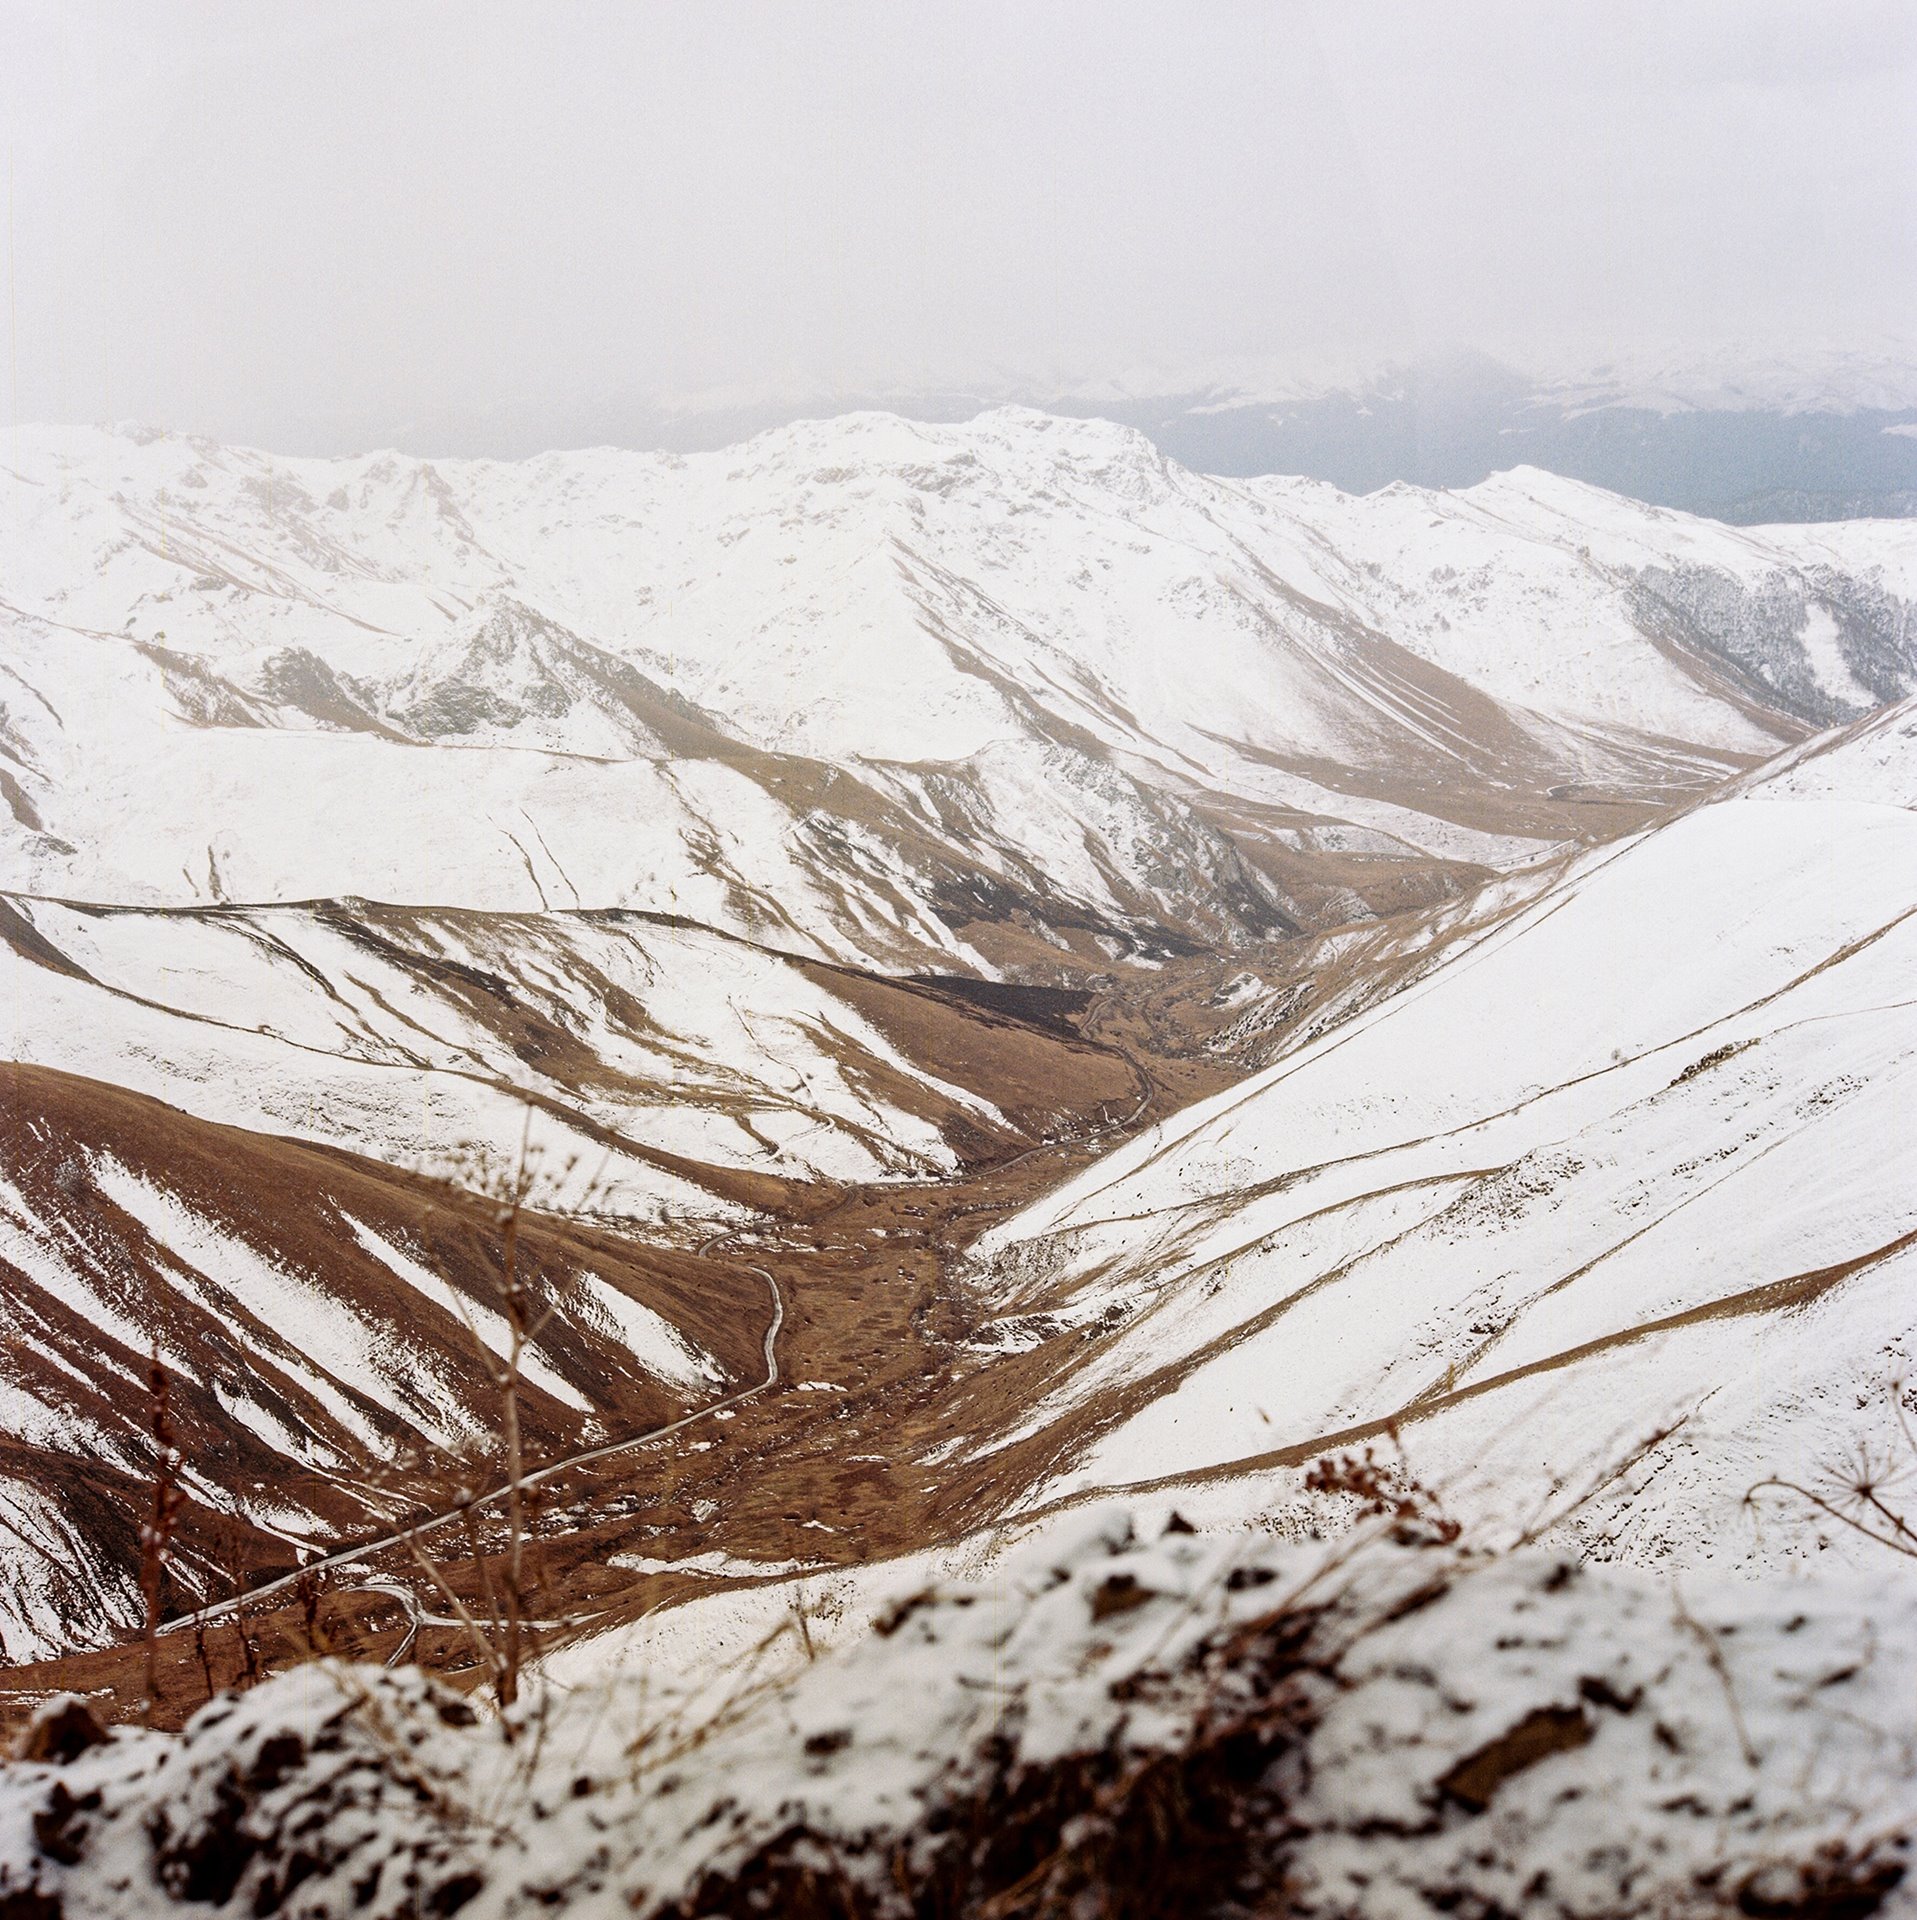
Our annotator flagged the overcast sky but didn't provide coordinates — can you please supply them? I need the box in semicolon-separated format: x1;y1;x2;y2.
4;1;1913;454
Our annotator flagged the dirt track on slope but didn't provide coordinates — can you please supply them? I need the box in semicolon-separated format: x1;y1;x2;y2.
5;878;1660;1728
0;957;1238;1729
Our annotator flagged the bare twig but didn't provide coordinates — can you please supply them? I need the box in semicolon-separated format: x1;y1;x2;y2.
1746;1378;1917;1562
1514;1418;1686;1549
1671;1581;1760;1769
140;1348;190;1723
1745;1477;1917;1560
293;1567;329;1658
400;1523;505;1697
217;1516;262;1690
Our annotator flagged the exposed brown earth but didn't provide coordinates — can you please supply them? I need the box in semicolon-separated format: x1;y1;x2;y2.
0;853;1625;1729
0;1063;772;1643
0;945;1242;1729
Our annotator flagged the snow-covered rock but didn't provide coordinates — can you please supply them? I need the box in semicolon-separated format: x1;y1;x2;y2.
2;1514;1912;1917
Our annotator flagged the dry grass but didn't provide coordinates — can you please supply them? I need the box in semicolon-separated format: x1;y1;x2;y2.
1748;1375;1917;1562
139;1349;190;1725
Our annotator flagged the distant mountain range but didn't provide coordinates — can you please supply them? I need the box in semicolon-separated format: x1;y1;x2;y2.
486;345;1917;524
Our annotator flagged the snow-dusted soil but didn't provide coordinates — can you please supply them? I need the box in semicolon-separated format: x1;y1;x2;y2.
3;1513;1912;1918
959;699;1917;1573
0;1060;793;1665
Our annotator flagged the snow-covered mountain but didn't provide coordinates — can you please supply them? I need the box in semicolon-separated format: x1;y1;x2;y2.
6;413;1915;975
4;409;1917;1687
958;698;1917;1570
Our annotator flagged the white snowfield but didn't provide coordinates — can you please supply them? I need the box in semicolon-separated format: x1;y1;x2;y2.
966;700;1917;1566
4;412;1913;966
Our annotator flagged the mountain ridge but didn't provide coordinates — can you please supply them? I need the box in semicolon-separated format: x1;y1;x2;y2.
6;412;1913;977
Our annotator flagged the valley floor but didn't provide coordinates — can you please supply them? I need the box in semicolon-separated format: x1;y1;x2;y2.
0;953;1243;1731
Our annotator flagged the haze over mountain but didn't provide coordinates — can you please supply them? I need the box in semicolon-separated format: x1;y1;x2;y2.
509;341;1917;523
10;6;1912;503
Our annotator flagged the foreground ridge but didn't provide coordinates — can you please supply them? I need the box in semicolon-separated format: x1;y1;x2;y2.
2;1513;1912;1917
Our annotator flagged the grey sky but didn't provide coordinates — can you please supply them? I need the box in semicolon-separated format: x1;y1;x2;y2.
4;0;1913;454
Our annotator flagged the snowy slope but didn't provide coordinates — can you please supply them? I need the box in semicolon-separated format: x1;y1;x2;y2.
960;701;1917;1568
6;413;1914;967
0;1059;772;1663
1256;463;1917;731
0;895;1062;1209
